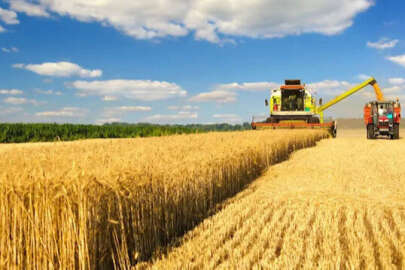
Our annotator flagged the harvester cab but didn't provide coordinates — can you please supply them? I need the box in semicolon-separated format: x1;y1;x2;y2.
266;79;318;124
364;100;401;139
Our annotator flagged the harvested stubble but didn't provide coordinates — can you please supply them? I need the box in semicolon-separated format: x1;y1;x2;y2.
0;129;327;269
145;133;405;269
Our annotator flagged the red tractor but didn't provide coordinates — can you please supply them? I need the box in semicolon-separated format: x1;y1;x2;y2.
364;100;401;139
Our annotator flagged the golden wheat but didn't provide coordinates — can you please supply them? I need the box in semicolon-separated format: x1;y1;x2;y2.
0;129;326;269
145;132;405;269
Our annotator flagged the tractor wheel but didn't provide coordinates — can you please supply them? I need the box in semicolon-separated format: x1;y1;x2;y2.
367;125;375;139
393;124;399;139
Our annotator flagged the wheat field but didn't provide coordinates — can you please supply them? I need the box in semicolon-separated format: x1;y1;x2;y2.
0;130;326;270
144;132;405;269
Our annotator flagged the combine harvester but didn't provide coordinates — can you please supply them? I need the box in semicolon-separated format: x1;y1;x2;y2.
252;77;385;138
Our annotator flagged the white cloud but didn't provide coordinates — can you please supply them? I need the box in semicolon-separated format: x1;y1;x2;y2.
382;86;402;94
103;105;152;117
36;107;87;117
13;61;102;78
118;106;151;112
0;106;23;115
7;0;372;43
95;118;121;125
145;111;198;123
102;96;117;101
168;105;199;111
308;80;352;96
387;54;405;68
103;106;151;119
8;0;50;17
35;89;62;95
189;81;282;104
360;91;376;99
4;97;41;105
215;82;279;92
0;89;23;95
367;38;398;50
1;47;18;53
357;74;370;80
43;78;53;83
388;78;405;85
0;25;5;32
190;90;237;103
212;113;242;123
213;113;239;118
72;79;187;101
0;7;19;24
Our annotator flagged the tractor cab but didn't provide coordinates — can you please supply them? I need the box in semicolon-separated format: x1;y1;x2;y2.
376;102;393;117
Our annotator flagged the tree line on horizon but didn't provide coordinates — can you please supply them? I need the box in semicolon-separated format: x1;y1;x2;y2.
0;122;252;143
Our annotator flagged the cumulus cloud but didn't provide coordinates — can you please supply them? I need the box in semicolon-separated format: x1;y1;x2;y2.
308;80;352;96
382;86;402;94
190;90;237;104
0;7;19;24
0;25;5;32
387;55;405;68
13;61;102;78
388;78;405;85
0;89;23;95
102;96;117;101
214;82;279;92
357;74;370;80
95;118;121;125
6;0;372;43
367;38;398;50
168;105;199;111
0;106;23;115
145;111;198;123
1;47;18;53
8;0;49;17
36;107;87;117
190;81;279;104
212;113;242;124
4;97;41;105
116;106;151;112
35;89;62;95
72;79;187;101
103;106;152;117
381;78;405;97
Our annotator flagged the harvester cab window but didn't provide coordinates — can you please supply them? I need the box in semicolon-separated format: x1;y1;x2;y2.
281;90;305;111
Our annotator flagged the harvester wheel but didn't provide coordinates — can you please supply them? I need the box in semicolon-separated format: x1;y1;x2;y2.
393;124;399;139
367;124;375;139
331;128;337;138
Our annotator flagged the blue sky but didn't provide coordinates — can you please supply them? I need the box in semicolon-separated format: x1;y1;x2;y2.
0;0;405;124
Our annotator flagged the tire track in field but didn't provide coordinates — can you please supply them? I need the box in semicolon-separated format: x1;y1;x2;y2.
295;208;317;269
363;209;383;269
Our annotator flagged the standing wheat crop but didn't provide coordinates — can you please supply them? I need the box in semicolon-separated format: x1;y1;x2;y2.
0;129;327;269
